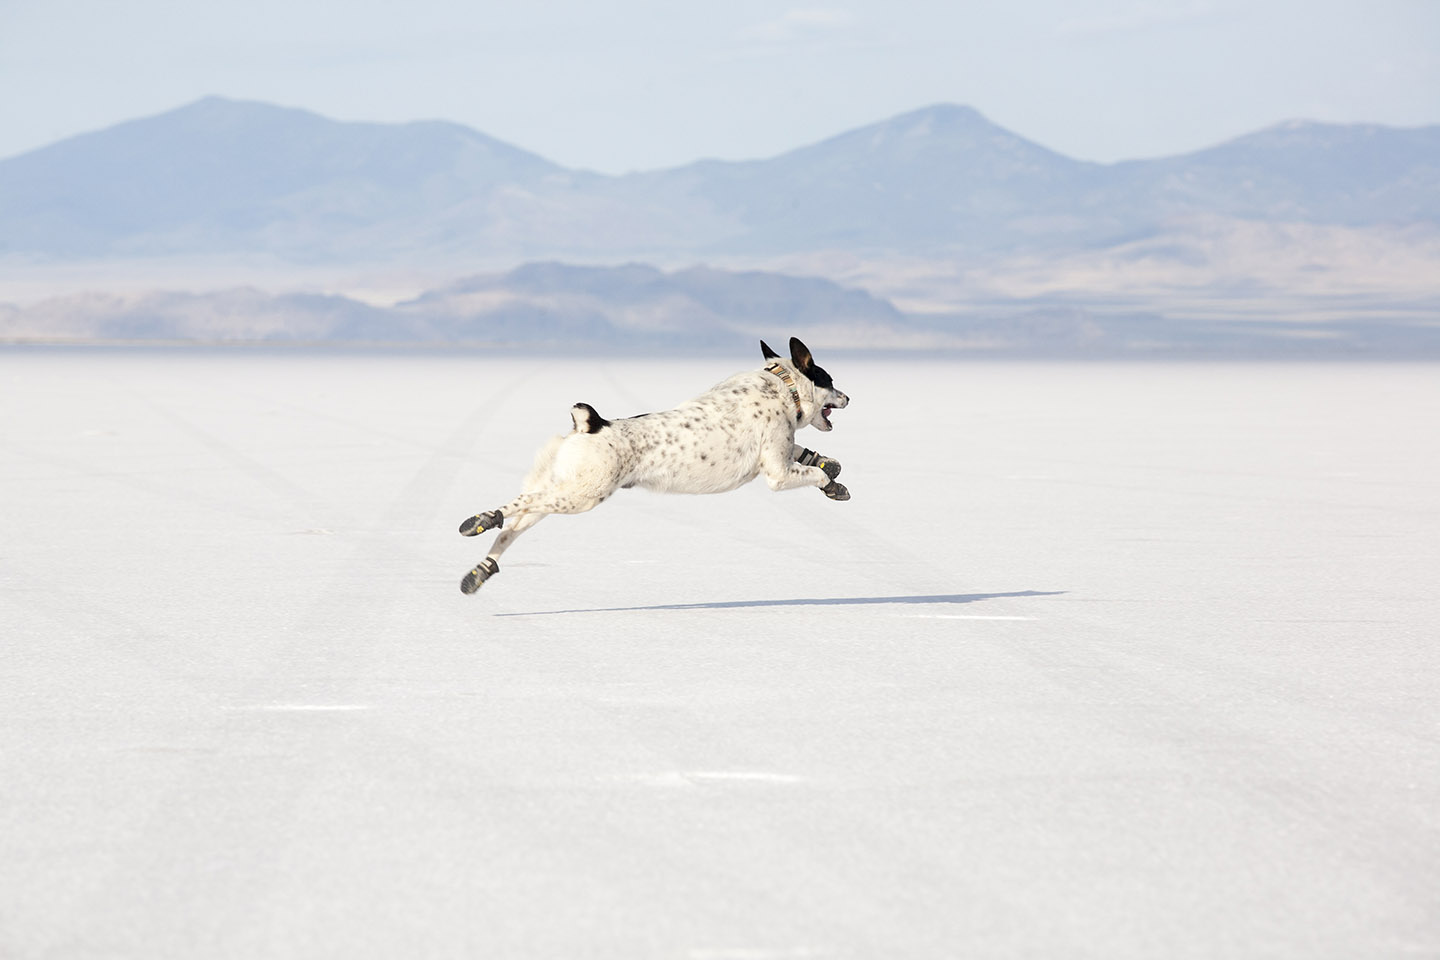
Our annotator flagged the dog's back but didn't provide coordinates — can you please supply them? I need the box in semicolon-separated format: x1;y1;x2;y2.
561;371;787;495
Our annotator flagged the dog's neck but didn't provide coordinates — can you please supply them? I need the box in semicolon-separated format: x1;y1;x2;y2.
764;362;804;424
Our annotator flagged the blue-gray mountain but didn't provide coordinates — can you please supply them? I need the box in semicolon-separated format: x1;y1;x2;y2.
2;97;1437;260
8;260;1433;357
0;262;906;346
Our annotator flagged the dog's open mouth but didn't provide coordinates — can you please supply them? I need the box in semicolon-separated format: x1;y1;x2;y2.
821;404;836;425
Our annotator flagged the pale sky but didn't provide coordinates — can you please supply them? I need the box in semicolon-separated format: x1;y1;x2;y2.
1;0;1437;173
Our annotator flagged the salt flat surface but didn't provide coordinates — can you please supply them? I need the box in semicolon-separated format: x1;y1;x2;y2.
2;349;1438;959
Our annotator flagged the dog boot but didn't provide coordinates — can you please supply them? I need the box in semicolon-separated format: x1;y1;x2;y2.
458;510;504;537
797;447;842;481
460;558;499;594
820;480;850;501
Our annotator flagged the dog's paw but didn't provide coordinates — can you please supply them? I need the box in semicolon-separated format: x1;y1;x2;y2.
461;558;499;594
797;448;841;480
820;480;850;501
459;510;504;536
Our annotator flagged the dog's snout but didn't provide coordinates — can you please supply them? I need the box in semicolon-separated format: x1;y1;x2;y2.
833;391;850;408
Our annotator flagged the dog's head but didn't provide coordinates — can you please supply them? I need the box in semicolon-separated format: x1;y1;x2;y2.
761;337;849;432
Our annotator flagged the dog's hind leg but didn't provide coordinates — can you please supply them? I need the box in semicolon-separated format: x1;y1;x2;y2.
457;432;621;593
480;432;622;521
458;490;610;594
487;512;545;563
493;485;614;519
458;484;614;593
458;488;576;536
459;471;620;535
460;512;546;594
458;434;568;536
459;509;505;536
460;557;500;594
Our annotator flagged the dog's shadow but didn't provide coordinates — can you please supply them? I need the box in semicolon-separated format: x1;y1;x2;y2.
496;590;1065;617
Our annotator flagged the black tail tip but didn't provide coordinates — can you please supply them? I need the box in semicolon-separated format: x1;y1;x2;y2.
570;402;611;434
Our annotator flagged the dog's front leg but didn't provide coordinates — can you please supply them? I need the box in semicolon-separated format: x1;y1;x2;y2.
792;444;841;481
763;447;849;501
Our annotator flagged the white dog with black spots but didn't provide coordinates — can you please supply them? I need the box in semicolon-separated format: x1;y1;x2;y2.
458;337;850;594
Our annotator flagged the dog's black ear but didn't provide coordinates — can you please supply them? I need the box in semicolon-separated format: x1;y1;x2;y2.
760;340;780;360
789;337;814;373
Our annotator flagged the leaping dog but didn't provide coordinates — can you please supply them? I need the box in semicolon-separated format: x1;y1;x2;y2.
457;337;851;594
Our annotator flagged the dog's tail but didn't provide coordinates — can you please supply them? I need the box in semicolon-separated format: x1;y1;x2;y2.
570;402;611;435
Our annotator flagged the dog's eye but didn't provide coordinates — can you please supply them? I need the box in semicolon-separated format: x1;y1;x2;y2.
809;365;834;389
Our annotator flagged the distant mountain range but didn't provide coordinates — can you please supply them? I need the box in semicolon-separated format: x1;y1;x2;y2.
3;96;1438;261
4;98;1438;356
6;260;1436;357
0;262;904;346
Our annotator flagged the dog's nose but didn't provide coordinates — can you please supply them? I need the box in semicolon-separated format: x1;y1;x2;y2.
835;391;849;407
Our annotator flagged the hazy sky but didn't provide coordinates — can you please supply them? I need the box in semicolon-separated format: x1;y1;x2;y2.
2;0;1437;173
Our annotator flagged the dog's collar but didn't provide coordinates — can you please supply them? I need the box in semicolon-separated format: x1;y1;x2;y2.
765;362;804;424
